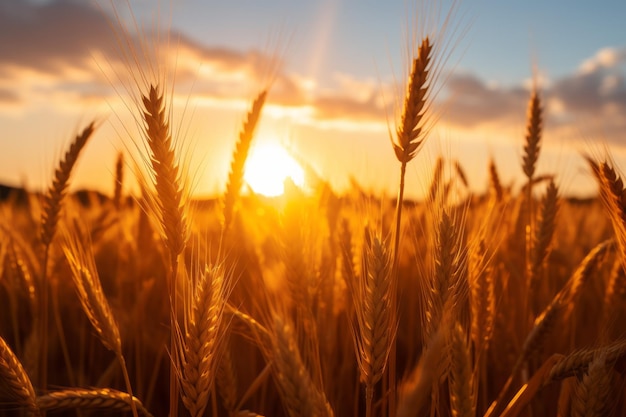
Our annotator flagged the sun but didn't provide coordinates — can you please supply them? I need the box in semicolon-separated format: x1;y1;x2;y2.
244;144;305;197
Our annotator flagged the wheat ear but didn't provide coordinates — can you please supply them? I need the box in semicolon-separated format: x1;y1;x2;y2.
268;314;334;417
547;339;626;382
428;156;445;202
469;239;495;357
340;218;357;301
488;158;504;202
529;179;559;314
179;267;226;417
570;352;615;417
141;84;187;257
62;222;122;355
564;239;614;313
393;37;433;165
62;221;139;417
38;121;95;392
448;322;474;417
0;336;39;416
141;83;188;417
354;232;395;417
586;156;626;271
425;208;466;341
41;122;96;247
36;388;152;417
522;88;542;181
222;90;267;233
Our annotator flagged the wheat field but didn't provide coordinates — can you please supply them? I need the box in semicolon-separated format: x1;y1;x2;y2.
0;2;625;417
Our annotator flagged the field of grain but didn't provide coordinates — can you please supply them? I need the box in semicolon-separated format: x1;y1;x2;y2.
0;2;625;417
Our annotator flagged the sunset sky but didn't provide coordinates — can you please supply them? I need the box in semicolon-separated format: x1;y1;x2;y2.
1;0;626;199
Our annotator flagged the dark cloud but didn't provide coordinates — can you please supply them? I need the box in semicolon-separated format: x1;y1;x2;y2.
0;0;391;125
0;0;115;74
546;48;626;146
443;73;527;128
0;0;297;98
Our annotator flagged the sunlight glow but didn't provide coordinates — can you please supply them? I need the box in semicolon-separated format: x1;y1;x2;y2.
244;144;305;197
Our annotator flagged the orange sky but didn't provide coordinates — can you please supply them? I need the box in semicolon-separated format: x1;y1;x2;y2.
1;0;626;200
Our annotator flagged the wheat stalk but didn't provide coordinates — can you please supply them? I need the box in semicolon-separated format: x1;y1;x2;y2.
397;323;447;417
454;160;469;189
113;151;124;211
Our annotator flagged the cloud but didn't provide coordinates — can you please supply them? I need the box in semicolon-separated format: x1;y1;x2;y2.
0;0;116;74
0;0;306;109
0;88;20;105
551;47;626;116
440;48;626;147
0;1;405;130
579;47;626;74
443;73;528;128
547;47;626;145
0;0;396;126
313;92;383;122
1;0;625;143
309;73;389;123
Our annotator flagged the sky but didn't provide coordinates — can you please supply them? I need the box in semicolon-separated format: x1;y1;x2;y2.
1;0;626;199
